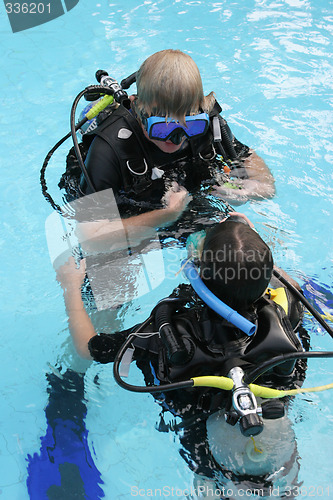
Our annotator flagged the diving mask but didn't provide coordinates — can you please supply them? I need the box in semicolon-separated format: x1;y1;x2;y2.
142;112;210;144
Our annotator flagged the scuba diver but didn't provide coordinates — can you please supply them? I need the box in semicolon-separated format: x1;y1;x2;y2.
78;49;274;202
55;213;318;498
42;49;275;255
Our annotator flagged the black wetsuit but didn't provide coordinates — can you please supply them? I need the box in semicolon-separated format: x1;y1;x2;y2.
60;103;250;217
81;104;249;198
59;103;252;246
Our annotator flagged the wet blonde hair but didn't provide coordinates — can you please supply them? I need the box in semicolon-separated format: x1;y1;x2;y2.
135;49;215;123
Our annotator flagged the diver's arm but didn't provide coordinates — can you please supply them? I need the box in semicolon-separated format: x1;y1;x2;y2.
212;150;275;205
56;258;94;360
242;149;275;197
76;184;191;254
243;150;275;192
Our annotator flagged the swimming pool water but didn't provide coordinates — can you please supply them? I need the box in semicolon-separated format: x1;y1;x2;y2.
1;0;333;498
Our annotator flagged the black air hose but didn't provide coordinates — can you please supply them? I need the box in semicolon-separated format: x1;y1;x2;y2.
220;117;237;160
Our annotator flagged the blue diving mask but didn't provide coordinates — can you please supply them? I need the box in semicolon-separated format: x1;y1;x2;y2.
142;112;210;144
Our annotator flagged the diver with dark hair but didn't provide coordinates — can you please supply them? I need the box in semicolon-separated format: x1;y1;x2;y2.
55;212;310;497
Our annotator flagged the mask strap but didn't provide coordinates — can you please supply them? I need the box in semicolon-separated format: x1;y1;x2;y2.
186;229;206;261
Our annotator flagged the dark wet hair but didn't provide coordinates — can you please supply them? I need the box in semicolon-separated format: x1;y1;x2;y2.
200;221;273;311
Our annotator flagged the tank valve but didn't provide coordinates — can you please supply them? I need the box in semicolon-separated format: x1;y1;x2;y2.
228;366;263;437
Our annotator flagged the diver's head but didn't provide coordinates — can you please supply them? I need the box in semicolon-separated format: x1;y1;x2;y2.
136;49;215;121
134;49;215;153
200;218;273;311
133;49;215;153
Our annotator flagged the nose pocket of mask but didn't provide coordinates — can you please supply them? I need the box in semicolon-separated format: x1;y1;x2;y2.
169;129;185;145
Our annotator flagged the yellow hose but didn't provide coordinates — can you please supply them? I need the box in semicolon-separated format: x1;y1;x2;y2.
192;375;234;391
192;376;333;398
86;95;114;120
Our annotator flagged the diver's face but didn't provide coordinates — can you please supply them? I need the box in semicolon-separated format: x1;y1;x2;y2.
133;99;186;154
141;126;186;154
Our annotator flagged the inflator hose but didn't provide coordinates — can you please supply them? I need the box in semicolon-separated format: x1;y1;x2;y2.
120;72;137;89
40;130;73;214
41;84;115;211
219;117;237;160
70;86;115;194
154;301;194;366
40;117;88;214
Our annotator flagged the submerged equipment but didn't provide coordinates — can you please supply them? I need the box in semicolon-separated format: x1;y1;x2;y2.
113;263;333;437
113;322;333;396
113;322;333;435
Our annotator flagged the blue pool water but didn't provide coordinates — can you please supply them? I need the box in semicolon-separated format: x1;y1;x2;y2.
1;0;333;498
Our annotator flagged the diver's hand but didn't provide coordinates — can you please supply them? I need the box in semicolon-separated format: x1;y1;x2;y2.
56;256;86;291
211;180;249;205
225;211;255;228
162;182;192;218
211;178;274;205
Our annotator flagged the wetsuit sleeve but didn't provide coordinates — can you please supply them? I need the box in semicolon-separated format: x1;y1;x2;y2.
81;136;123;195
